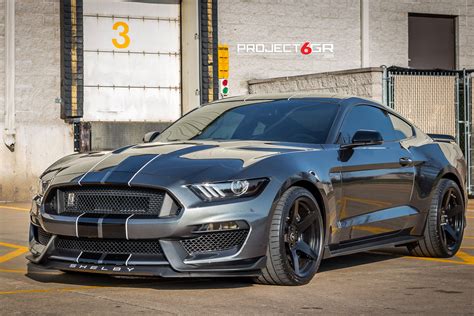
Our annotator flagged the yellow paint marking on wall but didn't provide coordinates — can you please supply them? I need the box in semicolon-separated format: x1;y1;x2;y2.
464;236;474;239
461;246;474;249
112;21;131;49
218;44;229;79
0;206;29;211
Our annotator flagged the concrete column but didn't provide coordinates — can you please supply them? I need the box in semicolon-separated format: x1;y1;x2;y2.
3;0;15;151
360;0;370;68
181;0;201;114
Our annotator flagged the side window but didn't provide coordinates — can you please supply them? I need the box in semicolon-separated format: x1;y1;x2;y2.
339;105;395;143
389;114;414;140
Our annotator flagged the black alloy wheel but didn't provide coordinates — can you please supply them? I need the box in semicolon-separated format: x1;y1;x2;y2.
257;187;324;285
408;179;465;258
284;196;322;278
439;187;464;252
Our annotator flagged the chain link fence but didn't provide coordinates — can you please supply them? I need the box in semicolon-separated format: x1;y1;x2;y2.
466;71;473;195
384;67;472;195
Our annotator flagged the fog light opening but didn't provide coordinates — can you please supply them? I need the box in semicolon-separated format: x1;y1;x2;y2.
195;221;245;232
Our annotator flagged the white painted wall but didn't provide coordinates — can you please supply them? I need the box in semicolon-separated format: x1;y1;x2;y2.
217;0;362;96
218;0;474;95
0;0;73;201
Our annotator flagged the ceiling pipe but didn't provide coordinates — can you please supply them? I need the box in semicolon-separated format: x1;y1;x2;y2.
3;0;16;152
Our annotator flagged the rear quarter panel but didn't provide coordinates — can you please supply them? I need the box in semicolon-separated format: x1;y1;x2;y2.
409;138;467;217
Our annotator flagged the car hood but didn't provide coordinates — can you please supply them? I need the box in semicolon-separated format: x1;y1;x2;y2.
45;140;320;187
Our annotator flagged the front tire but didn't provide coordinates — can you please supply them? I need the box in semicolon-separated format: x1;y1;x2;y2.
257;187;324;286
408;179;465;257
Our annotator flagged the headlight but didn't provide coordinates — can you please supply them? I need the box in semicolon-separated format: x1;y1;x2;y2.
189;178;268;201
38;178;51;195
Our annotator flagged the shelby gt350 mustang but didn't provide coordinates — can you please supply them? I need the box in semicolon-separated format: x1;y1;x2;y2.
28;94;467;285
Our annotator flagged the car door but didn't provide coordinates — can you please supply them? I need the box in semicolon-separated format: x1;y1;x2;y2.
334;105;416;243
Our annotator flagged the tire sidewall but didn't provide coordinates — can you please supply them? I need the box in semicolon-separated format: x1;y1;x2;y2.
275;187;324;285
434;179;465;256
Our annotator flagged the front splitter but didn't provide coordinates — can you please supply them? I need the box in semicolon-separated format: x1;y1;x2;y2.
27;259;263;278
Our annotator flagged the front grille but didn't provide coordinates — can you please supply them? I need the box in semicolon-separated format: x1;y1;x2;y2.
49;186;167;216
55;236;163;255
180;230;249;255
37;226;52;245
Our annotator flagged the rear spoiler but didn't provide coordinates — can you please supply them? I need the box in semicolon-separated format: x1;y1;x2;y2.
428;133;456;143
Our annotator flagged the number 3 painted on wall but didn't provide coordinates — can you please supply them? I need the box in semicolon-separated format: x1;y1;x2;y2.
112;21;130;49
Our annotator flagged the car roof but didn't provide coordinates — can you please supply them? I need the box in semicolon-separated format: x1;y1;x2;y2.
198;93;422;140
207;92;394;113
211;92;376;105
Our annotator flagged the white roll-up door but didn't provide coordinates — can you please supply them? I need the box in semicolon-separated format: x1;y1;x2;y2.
83;0;181;122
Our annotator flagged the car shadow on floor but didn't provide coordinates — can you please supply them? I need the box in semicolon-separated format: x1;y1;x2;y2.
319;248;408;273
25;248;410;289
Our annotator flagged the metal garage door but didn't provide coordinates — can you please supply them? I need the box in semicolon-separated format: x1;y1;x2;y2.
83;0;181;122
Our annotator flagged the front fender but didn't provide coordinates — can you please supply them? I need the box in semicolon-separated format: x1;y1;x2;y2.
266;171;336;249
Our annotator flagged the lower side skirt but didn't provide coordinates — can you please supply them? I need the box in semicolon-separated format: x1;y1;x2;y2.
324;229;422;258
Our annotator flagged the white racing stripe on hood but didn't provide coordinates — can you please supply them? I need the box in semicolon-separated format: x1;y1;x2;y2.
77;154;113;186
127;154;161;187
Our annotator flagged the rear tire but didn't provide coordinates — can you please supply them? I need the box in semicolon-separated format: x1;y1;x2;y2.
408;179;465;258
257;187;324;286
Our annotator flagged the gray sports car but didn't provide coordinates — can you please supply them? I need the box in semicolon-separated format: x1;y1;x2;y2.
28;94;467;285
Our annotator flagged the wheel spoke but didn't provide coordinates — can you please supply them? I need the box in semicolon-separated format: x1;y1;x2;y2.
296;240;317;260
285;196;322;277
443;189;453;209
443;223;458;241
290;248;300;275
297;212;317;232
447;205;463;218
292;201;300;225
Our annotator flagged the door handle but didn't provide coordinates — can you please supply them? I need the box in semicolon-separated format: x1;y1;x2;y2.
399;157;413;166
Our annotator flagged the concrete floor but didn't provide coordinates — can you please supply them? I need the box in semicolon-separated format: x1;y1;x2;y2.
0;202;473;315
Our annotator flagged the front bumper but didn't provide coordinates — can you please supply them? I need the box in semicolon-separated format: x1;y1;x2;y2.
29;251;265;278
27;185;275;277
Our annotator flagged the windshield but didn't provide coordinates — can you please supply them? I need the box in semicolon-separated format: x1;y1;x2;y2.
155;99;339;144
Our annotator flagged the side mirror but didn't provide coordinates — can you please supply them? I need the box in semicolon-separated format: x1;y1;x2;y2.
341;130;383;149
143;131;161;143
